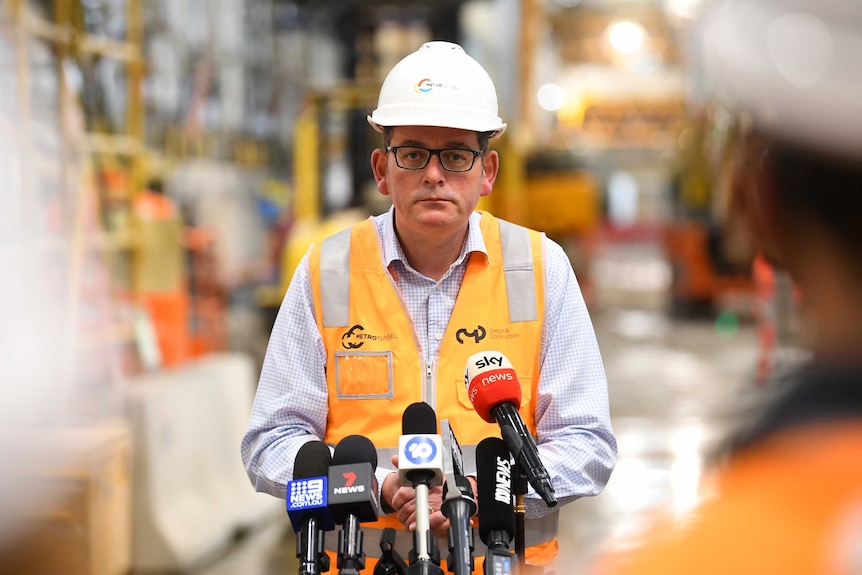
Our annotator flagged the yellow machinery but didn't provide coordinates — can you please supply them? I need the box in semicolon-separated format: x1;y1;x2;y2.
275;85;378;299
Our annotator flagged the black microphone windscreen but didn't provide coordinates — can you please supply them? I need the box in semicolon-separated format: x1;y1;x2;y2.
402;401;437;435
476;437;516;545
331;434;378;469
293;440;332;479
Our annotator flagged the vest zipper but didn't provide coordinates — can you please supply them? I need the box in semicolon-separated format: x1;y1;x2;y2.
382;264;428;406
425;358;434;409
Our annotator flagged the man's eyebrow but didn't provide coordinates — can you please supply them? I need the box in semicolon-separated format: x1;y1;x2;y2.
395;139;477;149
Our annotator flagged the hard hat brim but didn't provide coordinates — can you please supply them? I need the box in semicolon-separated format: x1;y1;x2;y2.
366;115;507;139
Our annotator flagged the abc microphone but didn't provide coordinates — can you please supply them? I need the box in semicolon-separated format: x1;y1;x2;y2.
464;352;556;507
399;402;444;574
328;435;380;575
476;438;517;575
287;441;336;575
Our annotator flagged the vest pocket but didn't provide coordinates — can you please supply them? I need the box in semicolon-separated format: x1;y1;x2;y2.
454;377;474;410
335;351;393;399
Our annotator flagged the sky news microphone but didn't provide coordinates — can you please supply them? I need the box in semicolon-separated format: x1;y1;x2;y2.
287;440;336;575
476;437;517;575
399;402;444;570
329;435;380;575
464;351;557;507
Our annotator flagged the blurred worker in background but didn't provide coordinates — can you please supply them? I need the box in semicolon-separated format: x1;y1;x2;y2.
591;1;862;574
243;41;616;570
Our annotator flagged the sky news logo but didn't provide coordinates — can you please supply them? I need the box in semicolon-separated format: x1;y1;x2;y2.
288;477;327;510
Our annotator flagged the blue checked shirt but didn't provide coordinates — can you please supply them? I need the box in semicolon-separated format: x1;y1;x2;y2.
242;208;616;518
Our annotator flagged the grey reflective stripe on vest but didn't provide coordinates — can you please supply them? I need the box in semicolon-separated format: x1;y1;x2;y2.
497;219;537;323
318;219;537;326
320;227;352;327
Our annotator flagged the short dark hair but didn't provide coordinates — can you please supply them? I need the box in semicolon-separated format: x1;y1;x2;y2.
381;127;493;154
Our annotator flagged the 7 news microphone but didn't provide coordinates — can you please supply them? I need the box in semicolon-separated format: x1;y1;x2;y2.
477;437;518;575
328;435;380;575
464;351;557;507
399;402;444;575
286;441;336;575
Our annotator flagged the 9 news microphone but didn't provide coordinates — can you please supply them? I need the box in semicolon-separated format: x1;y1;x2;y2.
476;438;518;575
399;402;444;574
328;435;380;575
287;441;336;575
464;352;557;507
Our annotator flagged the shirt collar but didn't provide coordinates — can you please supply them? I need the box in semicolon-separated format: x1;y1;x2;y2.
378;206;488;270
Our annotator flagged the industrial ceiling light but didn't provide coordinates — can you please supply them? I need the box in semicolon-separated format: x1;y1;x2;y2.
608;20;646;54
537;83;565;112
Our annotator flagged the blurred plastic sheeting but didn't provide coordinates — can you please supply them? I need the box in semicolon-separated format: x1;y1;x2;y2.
0;27;124;555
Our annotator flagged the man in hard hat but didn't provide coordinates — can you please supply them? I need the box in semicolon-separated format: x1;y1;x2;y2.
590;1;862;574
243;41;616;571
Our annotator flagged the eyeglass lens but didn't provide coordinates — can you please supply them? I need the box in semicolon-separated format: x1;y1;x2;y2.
392;147;477;172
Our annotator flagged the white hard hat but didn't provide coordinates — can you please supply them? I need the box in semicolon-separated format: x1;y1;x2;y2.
368;41;507;139
700;0;862;159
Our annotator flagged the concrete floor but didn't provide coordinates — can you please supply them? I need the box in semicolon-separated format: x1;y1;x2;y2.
190;307;770;575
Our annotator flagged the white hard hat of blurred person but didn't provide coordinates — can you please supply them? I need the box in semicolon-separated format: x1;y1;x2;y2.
700;0;862;161
367;41;507;139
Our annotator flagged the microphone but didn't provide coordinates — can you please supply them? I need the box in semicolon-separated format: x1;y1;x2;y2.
328;435;380;575
287;440;336;575
476;437;517;575
464;352;557;507
399;402;444;573
440;420;475;575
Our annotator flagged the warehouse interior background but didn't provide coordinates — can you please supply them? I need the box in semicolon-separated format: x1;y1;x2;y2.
1;0;810;574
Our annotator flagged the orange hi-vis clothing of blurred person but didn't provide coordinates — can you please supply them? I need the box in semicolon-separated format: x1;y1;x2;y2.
592;366;862;575
590;0;862;573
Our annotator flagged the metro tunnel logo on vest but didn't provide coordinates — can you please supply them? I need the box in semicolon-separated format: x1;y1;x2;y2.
342;324;365;349
341;324;399;349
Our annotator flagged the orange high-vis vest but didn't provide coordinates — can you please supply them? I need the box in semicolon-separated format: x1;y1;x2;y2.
592;422;862;575
308;212;560;569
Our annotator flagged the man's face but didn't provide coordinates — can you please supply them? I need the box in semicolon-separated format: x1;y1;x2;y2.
370;125;498;237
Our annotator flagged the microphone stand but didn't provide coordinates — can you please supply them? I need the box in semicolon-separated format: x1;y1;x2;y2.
441;477;476;575
405;473;444;575
511;462;545;575
374;528;408;575
297;515;330;575
512;461;527;573
336;514;365;575
406;528;444;575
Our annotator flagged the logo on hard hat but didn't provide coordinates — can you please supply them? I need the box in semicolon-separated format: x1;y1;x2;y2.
415;78;433;93
414;79;459;93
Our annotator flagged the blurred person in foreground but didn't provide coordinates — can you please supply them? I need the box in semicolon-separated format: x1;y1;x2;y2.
591;1;862;574
242;41;616;570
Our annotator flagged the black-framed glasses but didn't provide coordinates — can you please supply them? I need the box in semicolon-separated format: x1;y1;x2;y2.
386;145;483;172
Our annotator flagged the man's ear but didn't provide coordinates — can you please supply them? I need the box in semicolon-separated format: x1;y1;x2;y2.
480;150;499;197
371;148;390;196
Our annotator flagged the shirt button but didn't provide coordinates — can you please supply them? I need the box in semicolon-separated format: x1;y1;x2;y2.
435;333;443;341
